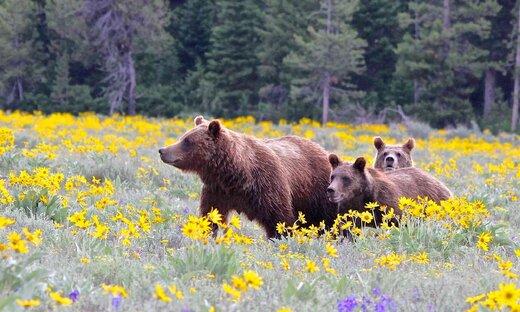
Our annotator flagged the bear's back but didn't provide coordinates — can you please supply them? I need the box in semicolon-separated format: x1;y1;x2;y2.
385;167;452;202
263;135;336;225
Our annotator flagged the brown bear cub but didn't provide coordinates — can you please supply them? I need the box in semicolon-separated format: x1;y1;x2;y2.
373;137;414;171
159;116;337;238
327;155;452;226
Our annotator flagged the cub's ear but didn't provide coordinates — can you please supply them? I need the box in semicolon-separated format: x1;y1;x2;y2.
208;120;221;138
353;157;366;171
403;138;415;152
374;137;385;150
328;154;341;169
194;115;205;126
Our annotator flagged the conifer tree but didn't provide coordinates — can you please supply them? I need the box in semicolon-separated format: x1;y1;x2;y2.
257;0;320;117
202;0;263;116
0;0;43;106
396;0;499;127
170;0;215;78
285;0;365;124
352;0;408;107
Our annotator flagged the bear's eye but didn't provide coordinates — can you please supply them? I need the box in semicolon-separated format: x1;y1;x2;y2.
397;152;402;158
342;177;350;184
383;152;388;157
182;138;192;148
330;175;335;182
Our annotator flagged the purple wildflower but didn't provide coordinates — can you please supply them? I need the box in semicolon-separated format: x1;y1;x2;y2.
375;294;397;312
361;295;372;312
338;295;357;312
372;287;382;298
111;295;122;310
412;287;421;302
68;289;80;302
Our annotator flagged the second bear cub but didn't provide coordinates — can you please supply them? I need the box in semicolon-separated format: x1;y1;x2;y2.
327;155;452;226
373;137;414;171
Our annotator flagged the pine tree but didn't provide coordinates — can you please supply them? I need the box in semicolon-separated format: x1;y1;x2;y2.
49;53;93;113
257;0;320;118
284;0;366;124
170;0;215;78
396;0;499;127
512;2;520;131
479;0;515;125
83;0;170;115
202;0;263;116
0;0;43;106
352;0;408;107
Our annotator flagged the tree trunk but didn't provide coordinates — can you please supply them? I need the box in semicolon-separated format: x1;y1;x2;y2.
413;79;419;107
442;0;451;57
16;77;23;101
442;0;451;29
512;5;520;132
126;51;137;115
6;83;16;105
322;72;330;124
322;0;332;125
413;7;420;107
483;68;496;116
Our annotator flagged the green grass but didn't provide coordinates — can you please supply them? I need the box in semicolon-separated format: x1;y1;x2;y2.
0;117;518;312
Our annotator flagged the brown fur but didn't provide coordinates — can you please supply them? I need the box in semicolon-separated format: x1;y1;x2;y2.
327;155;452;226
159;116;337;238
373;137;414;171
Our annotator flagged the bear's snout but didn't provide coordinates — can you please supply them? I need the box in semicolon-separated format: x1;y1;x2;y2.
385;155;395;164
326;185;343;203
159;146;180;166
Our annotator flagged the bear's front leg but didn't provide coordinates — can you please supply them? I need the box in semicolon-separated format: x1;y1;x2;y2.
255;193;295;239
200;186;230;237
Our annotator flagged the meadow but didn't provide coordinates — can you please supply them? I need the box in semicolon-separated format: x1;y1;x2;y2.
0;111;519;312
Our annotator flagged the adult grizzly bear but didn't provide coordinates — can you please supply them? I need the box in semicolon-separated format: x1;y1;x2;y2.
327;155;452;226
159;116;337;238
373;137;414;171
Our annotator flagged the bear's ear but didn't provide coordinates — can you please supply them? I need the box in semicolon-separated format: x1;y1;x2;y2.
328;154;341;169
403;138;414;152
374;137;385;150
194;115;205;126
208;120;221;138
353;157;366;172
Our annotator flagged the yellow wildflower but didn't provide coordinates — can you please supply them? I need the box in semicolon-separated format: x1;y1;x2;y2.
16;298;41;308
477;231;493;251
0;216;15;229
22;228;42;246
101;284;128;298
49;291;72;306
8;232;29;254
410;251;429;264
305;260;319;273
325;242;338;258
154;284;172;302
231;275;247;291
168;284;184;300
229;215;241;229
243;270;263;290
222;283;241;301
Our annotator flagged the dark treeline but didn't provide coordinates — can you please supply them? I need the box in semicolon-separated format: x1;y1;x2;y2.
0;0;519;131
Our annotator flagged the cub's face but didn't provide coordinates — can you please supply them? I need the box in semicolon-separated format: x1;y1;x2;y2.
373;137;414;171
327;155;367;204
159;116;221;172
